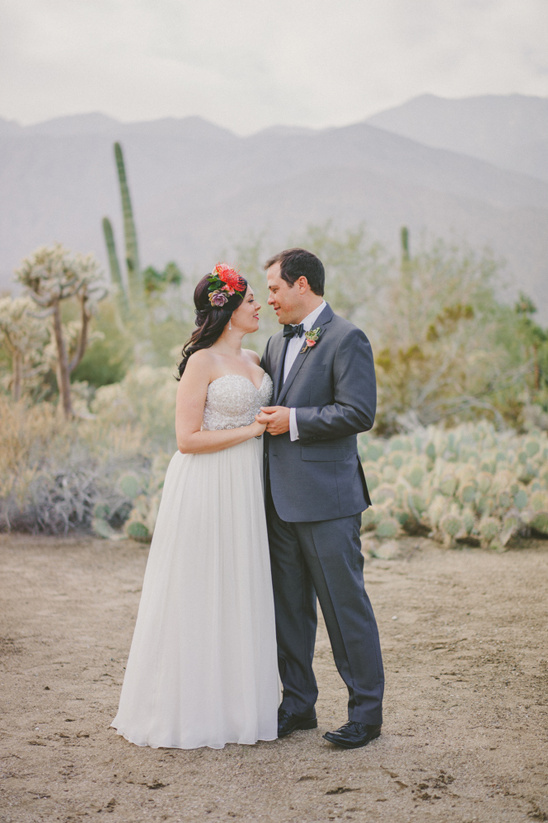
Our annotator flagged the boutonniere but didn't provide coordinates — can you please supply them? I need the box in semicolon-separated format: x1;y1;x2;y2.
301;327;322;353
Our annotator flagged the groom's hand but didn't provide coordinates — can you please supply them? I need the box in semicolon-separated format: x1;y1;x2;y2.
256;406;290;435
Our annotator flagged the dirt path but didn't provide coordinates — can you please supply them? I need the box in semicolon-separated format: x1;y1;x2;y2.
0;534;547;823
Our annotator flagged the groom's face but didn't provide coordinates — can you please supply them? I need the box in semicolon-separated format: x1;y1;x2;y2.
266;262;305;325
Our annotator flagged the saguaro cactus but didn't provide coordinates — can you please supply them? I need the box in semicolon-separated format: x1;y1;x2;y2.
102;216;128;318
400;226;410;265
114;142;142;311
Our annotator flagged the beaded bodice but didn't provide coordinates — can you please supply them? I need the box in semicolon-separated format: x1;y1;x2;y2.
202;373;273;431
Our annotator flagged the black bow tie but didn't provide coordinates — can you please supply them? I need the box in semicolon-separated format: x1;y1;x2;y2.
283;323;304;339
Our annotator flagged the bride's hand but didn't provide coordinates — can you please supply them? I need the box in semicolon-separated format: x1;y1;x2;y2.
252;418;267;437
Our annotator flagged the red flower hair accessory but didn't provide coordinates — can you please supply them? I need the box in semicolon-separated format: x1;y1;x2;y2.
207;263;246;307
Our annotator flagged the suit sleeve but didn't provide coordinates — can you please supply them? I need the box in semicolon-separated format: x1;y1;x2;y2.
295;327;376;442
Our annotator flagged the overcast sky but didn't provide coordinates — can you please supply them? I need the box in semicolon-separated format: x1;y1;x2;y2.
1;0;547;134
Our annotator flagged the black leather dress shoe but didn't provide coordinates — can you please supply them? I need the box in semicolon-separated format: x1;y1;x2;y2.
278;708;318;738
323;721;381;749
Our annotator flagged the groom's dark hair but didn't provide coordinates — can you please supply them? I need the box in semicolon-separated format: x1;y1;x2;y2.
264;248;325;296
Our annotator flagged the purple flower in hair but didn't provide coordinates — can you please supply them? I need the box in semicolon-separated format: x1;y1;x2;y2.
209;289;229;307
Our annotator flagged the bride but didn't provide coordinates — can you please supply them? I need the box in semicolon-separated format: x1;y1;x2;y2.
111;264;279;749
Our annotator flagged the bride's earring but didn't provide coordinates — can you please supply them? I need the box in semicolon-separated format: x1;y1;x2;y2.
229;319;232;331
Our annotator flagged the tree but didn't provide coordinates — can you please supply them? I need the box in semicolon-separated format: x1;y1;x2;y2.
370;237;516;431
513;292;548;393
15;244;107;418
0;296;47;400
290;221;389;327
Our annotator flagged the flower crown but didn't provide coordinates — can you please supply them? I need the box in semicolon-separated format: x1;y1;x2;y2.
207;263;246;307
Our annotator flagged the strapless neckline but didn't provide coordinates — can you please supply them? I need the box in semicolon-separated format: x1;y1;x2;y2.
208;372;270;392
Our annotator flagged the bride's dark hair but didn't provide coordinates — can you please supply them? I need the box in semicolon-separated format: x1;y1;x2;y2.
177;273;248;378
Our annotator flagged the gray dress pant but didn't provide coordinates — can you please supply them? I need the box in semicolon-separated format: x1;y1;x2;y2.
266;491;384;726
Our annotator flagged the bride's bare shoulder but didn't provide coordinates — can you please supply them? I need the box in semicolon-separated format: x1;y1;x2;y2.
242;348;261;366
183;348;217;380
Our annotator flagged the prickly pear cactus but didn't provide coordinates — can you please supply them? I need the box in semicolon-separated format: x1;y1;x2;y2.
359;422;548;549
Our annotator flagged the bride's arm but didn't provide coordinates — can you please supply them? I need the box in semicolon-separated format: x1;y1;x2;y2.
176;351;265;454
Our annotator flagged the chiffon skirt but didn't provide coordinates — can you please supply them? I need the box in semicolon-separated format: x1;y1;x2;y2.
111;437;279;749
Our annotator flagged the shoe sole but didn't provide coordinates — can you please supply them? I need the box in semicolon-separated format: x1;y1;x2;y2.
278;718;318;738
322;729;381;749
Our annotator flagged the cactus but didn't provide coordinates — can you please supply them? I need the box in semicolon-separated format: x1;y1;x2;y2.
500;514;520;547
459;483;476;505
400;225;410;265
395;509;411;528
518;462;538;483
529;511;548;535
439;475;458;497
479;516;500;549
102;216;129;318
497;489;513;510
427;495;447;529
356;422;548;550
425;442;436;461
476;473;492;495
363;442;383;462
365;469;380;492
406;464;425;489
93;500;111;520
375;485;397;505
530;491;548;512
513;489;528;510
381;465;398;483
361;507;378;532
92;516;125;540
375;516;400;540
390;453;404;469
439;514;463;548
114;142;142;310
125;520;150;542
119;472;142;500
461;507;475;535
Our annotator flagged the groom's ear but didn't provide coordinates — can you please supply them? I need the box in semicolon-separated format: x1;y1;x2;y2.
296;276;309;293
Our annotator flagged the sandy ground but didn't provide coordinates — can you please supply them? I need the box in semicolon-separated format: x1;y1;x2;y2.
0;533;547;823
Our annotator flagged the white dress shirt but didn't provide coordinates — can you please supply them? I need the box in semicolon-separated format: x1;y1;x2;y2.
284;301;326;441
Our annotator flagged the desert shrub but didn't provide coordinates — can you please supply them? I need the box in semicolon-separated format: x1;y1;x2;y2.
91;365;177;450
0;393;170;535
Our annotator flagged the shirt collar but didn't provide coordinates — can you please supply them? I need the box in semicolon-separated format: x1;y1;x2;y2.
301;301;326;333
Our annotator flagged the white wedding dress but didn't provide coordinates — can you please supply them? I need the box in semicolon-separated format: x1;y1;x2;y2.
112;373;279;749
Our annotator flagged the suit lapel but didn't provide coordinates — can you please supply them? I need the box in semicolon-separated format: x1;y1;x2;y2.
275;337;290;400
277;343;310;406
276;303;334;406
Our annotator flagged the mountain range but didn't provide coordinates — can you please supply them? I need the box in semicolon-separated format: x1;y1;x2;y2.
1;94;547;320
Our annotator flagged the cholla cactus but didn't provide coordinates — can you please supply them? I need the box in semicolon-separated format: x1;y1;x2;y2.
15;244;107;418
0;296;48;400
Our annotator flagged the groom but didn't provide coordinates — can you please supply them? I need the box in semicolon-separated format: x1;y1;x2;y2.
257;248;384;749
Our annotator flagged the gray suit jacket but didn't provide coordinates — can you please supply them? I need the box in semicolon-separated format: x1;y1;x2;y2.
261;303;376;523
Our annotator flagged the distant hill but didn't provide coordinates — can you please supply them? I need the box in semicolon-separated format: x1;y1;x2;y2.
1;94;547;321
366;93;548;181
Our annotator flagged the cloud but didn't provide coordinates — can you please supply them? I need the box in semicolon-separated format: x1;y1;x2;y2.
0;0;546;132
